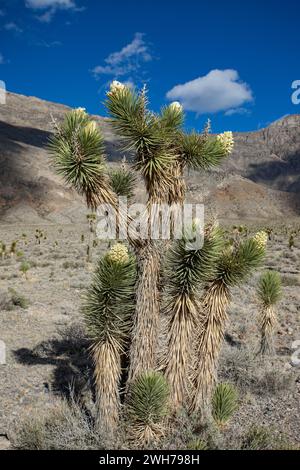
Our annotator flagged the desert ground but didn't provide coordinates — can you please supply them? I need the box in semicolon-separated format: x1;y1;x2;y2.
0;221;300;450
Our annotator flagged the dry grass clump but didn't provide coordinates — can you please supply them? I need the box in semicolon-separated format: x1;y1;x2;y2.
219;346;293;396
0;288;29;310
11;397;108;450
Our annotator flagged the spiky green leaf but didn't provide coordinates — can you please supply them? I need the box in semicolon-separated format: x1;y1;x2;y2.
179;132;228;170
83;254;136;350
165;226;224;296
48;110;108;209
109;167;136;200
127;371;169;425
216;238;266;287
257;270;282;307
212;383;238;426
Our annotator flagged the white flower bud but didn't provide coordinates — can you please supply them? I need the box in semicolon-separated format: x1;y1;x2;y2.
253;231;268;249
85;120;97;133
75;107;87;114
106;243;129;264
107;80;126;96
169;101;183;112
217;131;234;154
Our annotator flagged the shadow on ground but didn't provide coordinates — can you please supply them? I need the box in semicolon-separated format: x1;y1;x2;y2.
13;324;94;402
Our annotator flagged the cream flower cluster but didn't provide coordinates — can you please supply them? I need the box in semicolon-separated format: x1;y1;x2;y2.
107;80;126;96
217;131;234;154
84;120;98;133
253;231;268;249
75;107;87;115
106;243;129;264
169;101;183;112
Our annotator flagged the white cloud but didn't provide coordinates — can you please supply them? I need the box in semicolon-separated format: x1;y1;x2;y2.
25;0;84;22
166;69;253;115
4;22;23;33
0;53;5;64
92;33;152;80
25;0;76;8
224;107;251;116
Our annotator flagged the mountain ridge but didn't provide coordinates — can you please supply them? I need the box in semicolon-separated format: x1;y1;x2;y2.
0;91;299;224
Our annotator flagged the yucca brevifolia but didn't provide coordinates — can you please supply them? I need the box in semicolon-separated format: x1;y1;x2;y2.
257;270;282;355
126;371;169;446
163;224;224;410
105;84;182;381
106;82;233;383
191;231;267;414
83;243;136;433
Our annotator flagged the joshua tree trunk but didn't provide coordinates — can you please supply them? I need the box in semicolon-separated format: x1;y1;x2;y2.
92;341;121;433
127;241;161;382
258;306;277;355
191;281;231;415
164;294;198;410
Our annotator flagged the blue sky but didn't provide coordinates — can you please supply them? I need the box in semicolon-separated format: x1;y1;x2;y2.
0;0;299;132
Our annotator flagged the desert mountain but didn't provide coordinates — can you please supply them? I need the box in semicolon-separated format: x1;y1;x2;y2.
0;91;299;224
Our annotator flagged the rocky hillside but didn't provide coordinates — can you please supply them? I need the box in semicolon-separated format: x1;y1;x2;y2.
0;91;299;224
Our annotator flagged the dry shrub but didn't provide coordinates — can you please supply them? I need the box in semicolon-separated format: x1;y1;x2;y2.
10;396;116;450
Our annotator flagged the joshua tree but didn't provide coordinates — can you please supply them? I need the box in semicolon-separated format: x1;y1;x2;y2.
48;82;234;424
257;270;282;355
191;231;267;414
289;233;295;250
83;243;136;433
20;260;30;280
10;240;18;258
106;82;233;383
0;242;6;260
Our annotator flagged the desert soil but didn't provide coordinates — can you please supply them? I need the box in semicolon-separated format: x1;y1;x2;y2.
0;222;300;448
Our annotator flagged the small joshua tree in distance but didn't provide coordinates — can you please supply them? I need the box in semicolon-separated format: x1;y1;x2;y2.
20;260;30;280
257;270;282;355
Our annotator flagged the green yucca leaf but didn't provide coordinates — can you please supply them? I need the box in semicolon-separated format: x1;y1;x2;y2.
127;371;169;425
106;86;179;193
166;226;224;296
241;426;272;450
106;87;165;155
82;254;136;349
179;133;228;170
159;105;184;133
48;110;107;209
212;383;238;426
217;238;265;287
257;270;282;307
109;167;136;200
187;439;208;450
